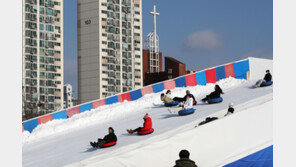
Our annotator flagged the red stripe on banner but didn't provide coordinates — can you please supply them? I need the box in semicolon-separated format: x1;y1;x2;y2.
37;114;53;124
141;86;153;96
22;124;24;132
92;99;106;109
66;106;80;118
224;63;235;78
118;93;131;102
205;68;217;83
163;80;176;90
185;74;197;86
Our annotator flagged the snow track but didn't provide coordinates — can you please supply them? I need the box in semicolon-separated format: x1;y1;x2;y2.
22;77;272;167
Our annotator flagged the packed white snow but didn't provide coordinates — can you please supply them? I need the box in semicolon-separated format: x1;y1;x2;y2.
22;77;247;144
22;77;273;167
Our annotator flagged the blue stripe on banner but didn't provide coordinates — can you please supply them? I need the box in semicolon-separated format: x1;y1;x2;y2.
152;83;165;93
79;103;93;113
129;89;142;101
195;71;207;85
233;59;250;79
215;66;226;81
224;145;273;167
23;119;39;133
52;110;68;120
105;96;119;105
175;77;187;87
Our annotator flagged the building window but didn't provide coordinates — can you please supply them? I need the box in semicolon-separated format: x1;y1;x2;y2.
134;25;140;29
135;11;140;15
134;18;140;22
168;69;173;74
135;82;141;86
102;33;107;37
135;55;141;58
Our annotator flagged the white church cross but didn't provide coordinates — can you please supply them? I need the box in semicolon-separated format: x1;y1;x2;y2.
150;5;159;52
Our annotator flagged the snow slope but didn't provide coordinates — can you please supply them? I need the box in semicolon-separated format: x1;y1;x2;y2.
22;78;273;167
67;96;272;167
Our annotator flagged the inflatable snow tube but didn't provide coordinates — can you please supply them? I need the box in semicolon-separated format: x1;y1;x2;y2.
99;141;117;148
178;108;195;116
164;101;179;107
208;97;223;104
260;81;273;87
137;128;154;135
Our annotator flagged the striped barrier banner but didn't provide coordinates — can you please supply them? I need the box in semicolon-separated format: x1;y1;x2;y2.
22;58;250;132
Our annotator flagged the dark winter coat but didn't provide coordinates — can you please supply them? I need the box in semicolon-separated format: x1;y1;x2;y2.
228;107;234;114
207;88;223;99
198;117;218;126
174;158;198;167
264;73;272;82
103;129;117;143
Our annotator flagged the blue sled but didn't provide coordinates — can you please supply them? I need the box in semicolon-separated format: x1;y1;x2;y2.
165;101;179;107
260;81;273;87
208;97;223;104
178;108;195;116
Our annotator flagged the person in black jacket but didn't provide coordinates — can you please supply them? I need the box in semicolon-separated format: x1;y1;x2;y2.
202;85;224;102
264;70;272;82
225;102;235;116
255;70;272;87
174;150;198;167
90;127;117;148
173;90;197;105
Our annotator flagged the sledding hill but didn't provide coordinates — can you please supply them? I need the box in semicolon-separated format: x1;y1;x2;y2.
22;57;273;167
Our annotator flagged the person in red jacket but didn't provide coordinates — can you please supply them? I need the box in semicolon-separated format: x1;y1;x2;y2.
127;113;152;134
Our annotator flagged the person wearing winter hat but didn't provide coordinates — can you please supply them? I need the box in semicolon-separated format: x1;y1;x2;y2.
174;149;198;167
161;93;174;104
225;102;235;116
172;90;197;105
127;113;152;134
90;127;117;148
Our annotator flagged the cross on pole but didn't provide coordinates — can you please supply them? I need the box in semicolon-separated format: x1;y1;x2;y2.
150;5;159;52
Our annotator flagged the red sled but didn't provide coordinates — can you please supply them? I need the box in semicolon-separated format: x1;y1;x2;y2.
137;128;154;135
99;141;117;148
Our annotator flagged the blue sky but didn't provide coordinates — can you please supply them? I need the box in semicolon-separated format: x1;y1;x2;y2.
64;0;273;98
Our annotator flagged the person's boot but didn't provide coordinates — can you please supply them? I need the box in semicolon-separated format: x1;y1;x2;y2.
127;129;134;134
90;142;96;148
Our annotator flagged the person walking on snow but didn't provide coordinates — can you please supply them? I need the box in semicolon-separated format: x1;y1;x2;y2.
255;70;272;87
161;93;174;104
174;149;198;167
127;113;152;134
169;94;193;114
90;127;117;148
225;102;235;116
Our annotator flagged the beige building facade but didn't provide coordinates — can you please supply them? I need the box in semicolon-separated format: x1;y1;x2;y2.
77;0;143;103
22;0;64;120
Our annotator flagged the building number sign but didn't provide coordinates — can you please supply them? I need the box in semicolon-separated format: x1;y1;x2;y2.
85;19;91;25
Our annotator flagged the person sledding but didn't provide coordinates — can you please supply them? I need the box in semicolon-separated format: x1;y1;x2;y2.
255;70;272;87
202;85;224;103
173;90;197;105
169;94;193;114
127;113;152;134
161;93;174;103
90;127;117;148
225;102;235;116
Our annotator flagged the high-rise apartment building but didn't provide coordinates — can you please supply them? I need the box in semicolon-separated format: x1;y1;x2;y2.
77;0;143;103
22;0;64;120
